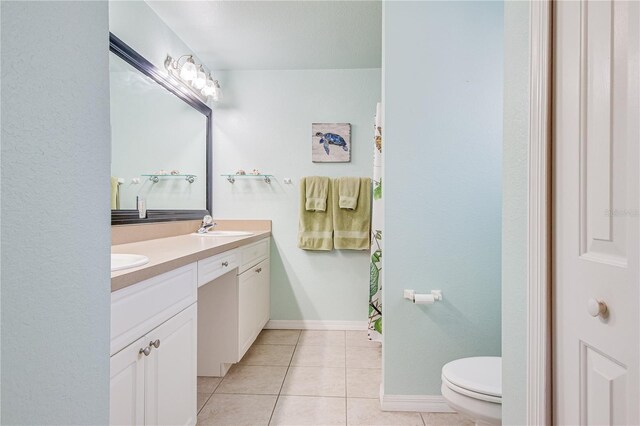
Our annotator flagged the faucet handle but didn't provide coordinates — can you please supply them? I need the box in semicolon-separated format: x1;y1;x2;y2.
197;216;217;234
201;215;213;226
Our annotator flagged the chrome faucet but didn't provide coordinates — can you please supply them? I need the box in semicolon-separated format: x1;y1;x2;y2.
197;215;217;234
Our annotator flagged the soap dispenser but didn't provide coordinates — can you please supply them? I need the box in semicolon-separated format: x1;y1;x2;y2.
136;196;146;219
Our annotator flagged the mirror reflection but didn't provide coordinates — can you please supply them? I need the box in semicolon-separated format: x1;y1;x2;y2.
109;51;207;211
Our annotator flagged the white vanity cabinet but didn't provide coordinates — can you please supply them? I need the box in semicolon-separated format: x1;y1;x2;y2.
110;264;198;426
198;237;270;376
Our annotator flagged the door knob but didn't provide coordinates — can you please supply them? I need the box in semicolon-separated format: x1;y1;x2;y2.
222;261;229;267
588;298;608;318
150;339;161;349
139;346;151;356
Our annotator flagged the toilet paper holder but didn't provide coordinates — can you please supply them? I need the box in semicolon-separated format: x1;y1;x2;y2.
404;289;443;304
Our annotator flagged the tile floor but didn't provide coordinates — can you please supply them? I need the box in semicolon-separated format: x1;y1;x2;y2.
197;329;472;426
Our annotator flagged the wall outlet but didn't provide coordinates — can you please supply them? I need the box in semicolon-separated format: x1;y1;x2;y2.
283;178;292;184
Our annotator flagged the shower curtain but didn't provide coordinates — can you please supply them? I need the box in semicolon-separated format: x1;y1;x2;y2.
368;102;383;342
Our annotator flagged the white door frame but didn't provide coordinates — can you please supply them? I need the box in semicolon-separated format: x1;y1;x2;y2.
527;0;552;424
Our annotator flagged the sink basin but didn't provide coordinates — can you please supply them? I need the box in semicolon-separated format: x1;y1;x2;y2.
111;254;149;272
193;231;254;237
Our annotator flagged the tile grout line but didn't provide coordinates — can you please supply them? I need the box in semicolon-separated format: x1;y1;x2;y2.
344;331;348;426
197;391;214;416
196;376;224;417
266;329;300;425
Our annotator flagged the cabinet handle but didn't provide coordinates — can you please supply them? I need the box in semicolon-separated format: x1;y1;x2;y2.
222;261;229;267
150;339;161;349
256;267;262;273
139;346;151;356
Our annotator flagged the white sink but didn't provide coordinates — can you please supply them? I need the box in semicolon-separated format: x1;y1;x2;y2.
111;253;149;272
193;231;254;237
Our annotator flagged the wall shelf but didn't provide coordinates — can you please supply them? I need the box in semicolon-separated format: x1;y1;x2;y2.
221;174;273;184
142;174;196;183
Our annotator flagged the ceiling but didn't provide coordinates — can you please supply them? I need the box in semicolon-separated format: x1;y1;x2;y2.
146;0;382;71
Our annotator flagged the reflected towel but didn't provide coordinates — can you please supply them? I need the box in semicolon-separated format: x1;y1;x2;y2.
110;177;120;210
333;177;371;250
336;177;361;210
305;176;329;212
298;177;333;250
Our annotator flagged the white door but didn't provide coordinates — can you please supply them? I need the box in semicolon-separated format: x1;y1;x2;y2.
145;304;197;426
110;335;147;426
554;0;640;424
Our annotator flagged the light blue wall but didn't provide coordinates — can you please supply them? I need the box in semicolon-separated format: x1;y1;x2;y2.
109;1;204;73
383;1;503;395
212;69;381;321
1;1;111;423
502;2;530;424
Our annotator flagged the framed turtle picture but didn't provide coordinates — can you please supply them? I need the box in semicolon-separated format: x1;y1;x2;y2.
312;123;351;163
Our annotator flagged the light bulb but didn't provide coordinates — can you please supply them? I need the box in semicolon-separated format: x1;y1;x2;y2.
193;66;207;90
202;77;215;97
179;57;197;81
212;81;222;102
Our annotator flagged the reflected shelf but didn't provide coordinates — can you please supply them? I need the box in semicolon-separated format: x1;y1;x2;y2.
142;174;196;183
221;174;272;184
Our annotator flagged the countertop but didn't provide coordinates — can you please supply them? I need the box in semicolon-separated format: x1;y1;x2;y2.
111;230;271;292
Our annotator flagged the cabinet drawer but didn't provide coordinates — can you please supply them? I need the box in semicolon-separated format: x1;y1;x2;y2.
198;249;238;287
239;238;269;273
111;263;197;356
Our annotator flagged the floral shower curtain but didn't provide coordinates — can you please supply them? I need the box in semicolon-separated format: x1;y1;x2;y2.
368;103;383;342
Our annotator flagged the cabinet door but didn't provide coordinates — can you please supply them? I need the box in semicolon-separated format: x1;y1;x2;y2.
255;259;270;330
145;304;197;426
238;259;270;358
110;335;147;426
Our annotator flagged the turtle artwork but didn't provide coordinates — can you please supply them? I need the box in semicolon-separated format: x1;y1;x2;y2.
311;123;351;162
316;131;348;155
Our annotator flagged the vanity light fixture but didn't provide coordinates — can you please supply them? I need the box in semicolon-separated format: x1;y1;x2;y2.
164;54;222;102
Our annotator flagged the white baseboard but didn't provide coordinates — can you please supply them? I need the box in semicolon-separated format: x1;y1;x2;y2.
264;320;368;331
380;393;455;413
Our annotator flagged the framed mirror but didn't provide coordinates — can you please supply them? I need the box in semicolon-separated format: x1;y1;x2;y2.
109;33;212;225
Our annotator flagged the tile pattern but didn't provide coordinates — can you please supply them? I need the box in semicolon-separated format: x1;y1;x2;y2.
197;330;467;425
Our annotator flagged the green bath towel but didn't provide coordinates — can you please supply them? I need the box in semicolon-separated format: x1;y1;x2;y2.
298;177;334;251
336;177;361;210
305;176;329;211
333;177;371;250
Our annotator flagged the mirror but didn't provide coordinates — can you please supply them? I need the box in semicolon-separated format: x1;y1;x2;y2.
109;33;212;225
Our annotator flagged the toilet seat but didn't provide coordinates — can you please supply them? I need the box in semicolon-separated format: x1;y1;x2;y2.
441;357;502;402
442;375;501;404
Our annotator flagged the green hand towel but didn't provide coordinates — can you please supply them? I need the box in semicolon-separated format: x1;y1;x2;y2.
298;177;334;251
333;177;371;250
337;177;361;210
110;177;120;210
305;176;329;212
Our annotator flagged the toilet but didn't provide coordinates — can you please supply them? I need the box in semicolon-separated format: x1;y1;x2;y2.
441;357;502;425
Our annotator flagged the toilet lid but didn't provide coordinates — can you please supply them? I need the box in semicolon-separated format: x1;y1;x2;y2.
442;357;502;398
